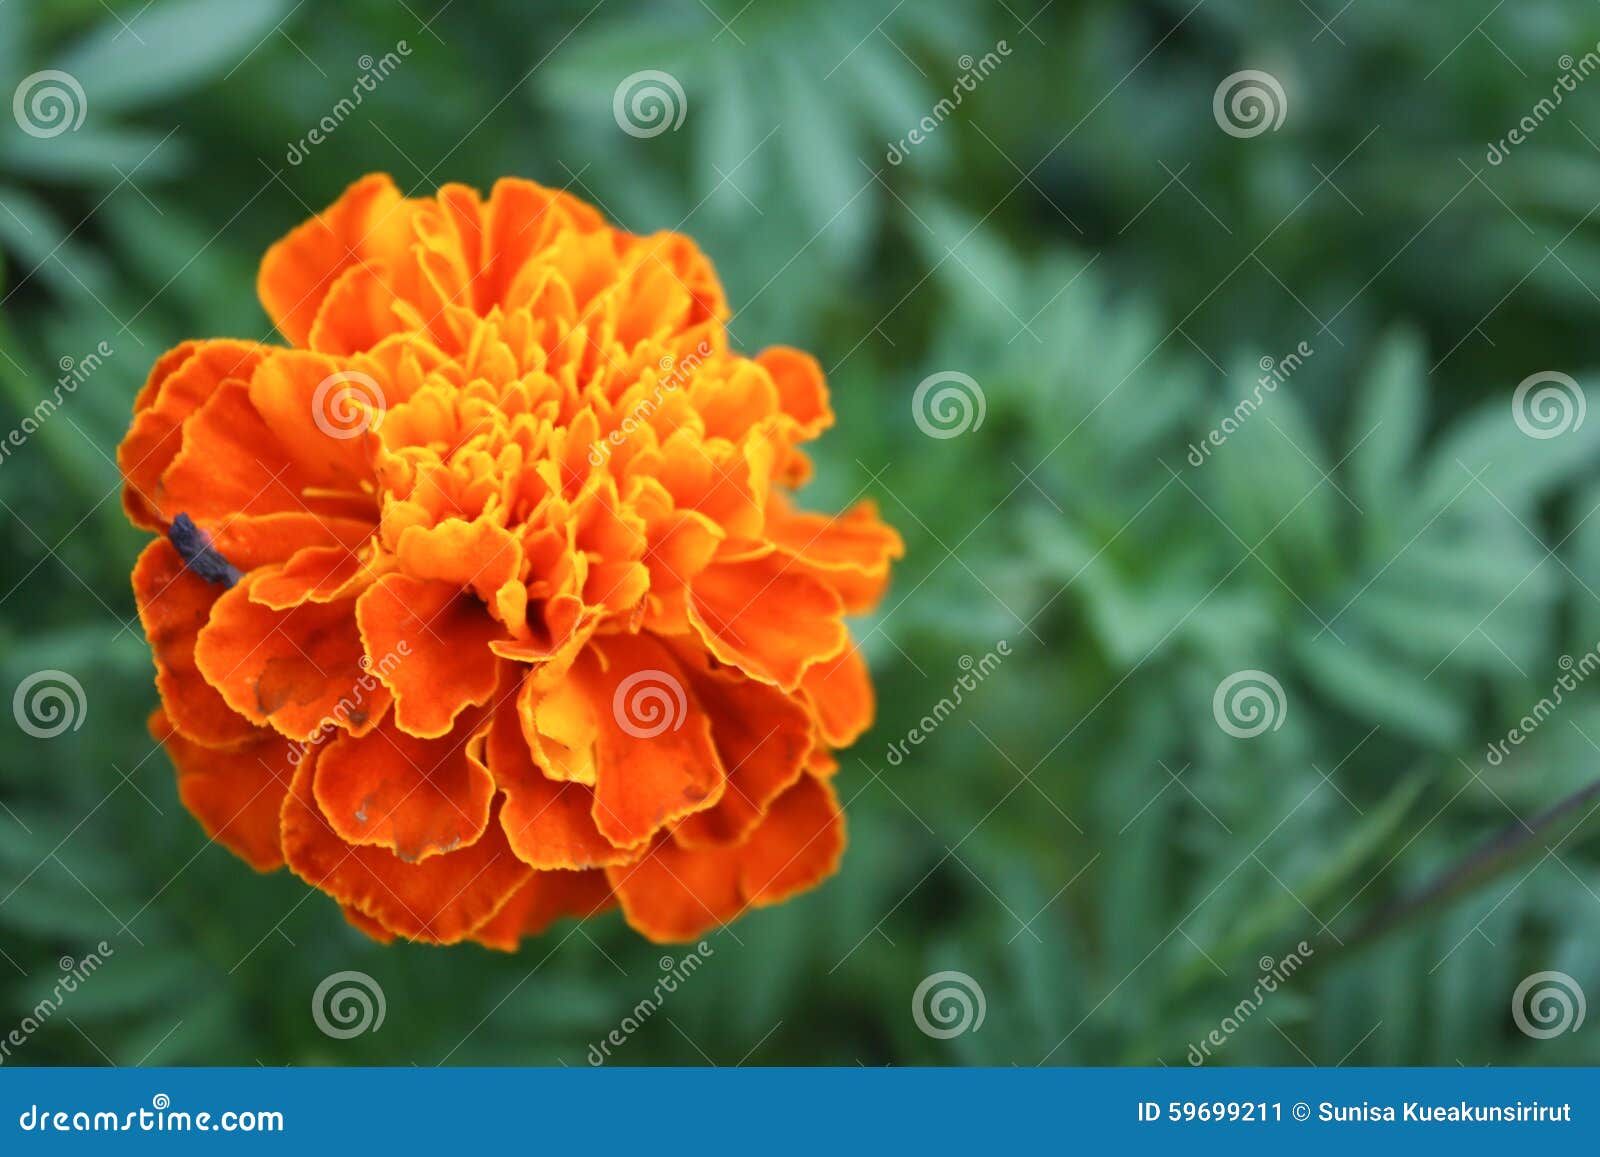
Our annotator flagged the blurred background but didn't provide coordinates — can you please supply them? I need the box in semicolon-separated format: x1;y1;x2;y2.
4;0;1600;1066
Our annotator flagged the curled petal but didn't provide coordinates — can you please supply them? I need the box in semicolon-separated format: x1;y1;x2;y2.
687;553;847;690
281;754;531;944
489;705;643;870
355;574;504;738
609;774;844;943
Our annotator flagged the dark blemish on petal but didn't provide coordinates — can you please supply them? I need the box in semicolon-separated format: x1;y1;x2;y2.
168;513;244;588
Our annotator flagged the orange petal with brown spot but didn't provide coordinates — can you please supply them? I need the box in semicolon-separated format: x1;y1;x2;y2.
281;756;531;944
313;708;495;862
195;577;387;741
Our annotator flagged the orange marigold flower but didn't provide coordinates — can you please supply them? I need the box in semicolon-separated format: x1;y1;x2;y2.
118;174;903;947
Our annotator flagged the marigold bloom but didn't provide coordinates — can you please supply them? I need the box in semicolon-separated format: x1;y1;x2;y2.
119;175;902;947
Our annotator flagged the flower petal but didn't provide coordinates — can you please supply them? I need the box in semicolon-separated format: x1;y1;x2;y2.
134;539;257;749
313;708;495;862
489;703;643;869
281;753;531;944
468;869;615;951
608;774;844;943
195;577;388;741
801;642;875;749
672;654;814;849
120;341;266;529
587;633;725;847
355;573;504;738
687;552;848;690
257;173;415;347
150;709;291;871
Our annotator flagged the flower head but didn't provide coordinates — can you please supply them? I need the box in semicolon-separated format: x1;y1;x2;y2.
119;175;902;946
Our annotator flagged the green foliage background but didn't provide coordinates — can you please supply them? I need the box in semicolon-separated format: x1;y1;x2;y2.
3;0;1600;1066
